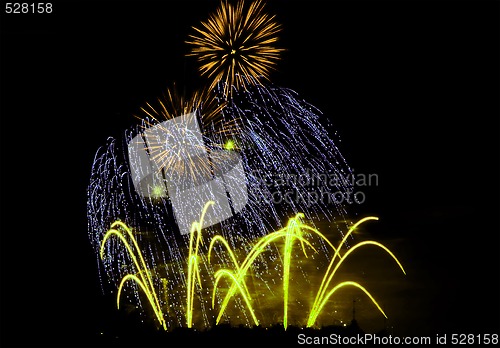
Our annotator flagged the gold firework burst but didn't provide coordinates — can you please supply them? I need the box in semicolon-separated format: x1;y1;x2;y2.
136;86;225;126
134;86;240;185
136;86;239;141
187;0;284;96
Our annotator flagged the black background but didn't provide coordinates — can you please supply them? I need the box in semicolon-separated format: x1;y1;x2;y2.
1;0;499;346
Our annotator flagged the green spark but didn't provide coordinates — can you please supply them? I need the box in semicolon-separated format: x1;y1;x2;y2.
151;185;165;197
224;139;235;150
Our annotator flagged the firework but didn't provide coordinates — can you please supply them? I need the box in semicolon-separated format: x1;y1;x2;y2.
87;0;406;332
100;221;166;330
132;86;239;186
87;81;378;329
187;0;284;96
136;86;227;129
98;201;406;330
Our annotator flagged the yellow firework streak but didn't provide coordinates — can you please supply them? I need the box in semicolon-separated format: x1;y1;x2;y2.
101;205;405;331
307;217;406;327
187;0;284;96
209;213;339;329
186;201;215;328
100;221;166;330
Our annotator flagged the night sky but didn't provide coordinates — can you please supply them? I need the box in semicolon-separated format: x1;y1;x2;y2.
1;0;499;346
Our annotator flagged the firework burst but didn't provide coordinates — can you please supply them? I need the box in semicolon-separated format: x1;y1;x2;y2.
136;86;226;127
132;86;241;188
187;0;284;96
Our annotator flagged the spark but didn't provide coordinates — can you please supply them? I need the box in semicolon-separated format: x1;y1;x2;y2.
224;139;235;150
151;185;166;198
